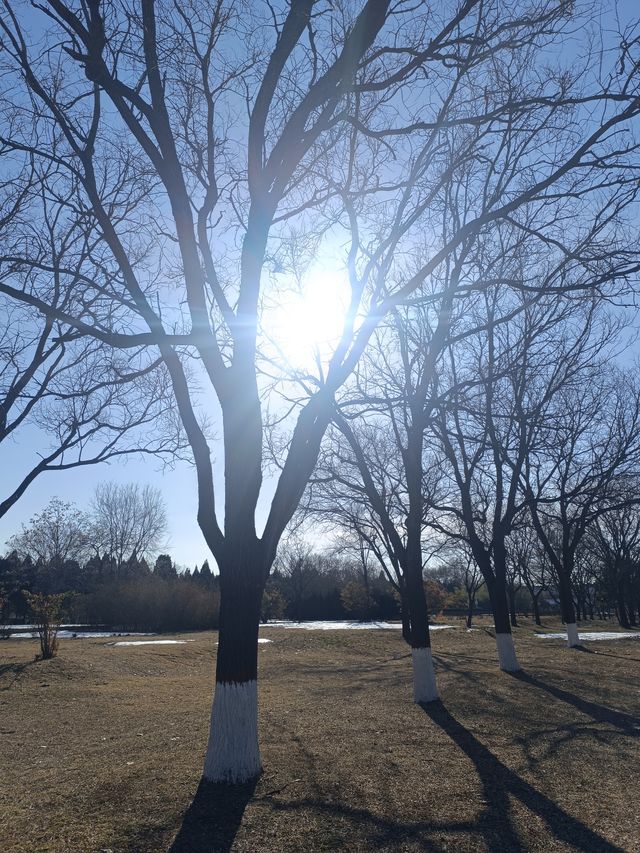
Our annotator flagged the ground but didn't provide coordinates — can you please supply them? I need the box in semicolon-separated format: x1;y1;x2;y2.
1;618;639;853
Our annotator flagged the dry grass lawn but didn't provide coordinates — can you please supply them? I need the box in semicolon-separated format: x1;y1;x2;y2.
1;618;639;852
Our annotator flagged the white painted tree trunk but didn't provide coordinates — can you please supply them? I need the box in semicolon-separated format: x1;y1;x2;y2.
203;680;261;783
496;632;520;672
412;647;439;703
566;622;580;647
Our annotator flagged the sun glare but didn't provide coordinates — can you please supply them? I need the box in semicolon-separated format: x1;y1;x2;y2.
269;264;350;372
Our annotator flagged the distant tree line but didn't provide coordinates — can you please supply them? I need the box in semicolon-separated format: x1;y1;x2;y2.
0;525;405;631
0;546;220;634
0;492;406;631
5;486;637;639
0;488;220;633
430;516;640;631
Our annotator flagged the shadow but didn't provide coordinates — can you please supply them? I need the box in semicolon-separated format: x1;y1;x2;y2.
0;661;33;677
574;646;640;664
508;671;640;735
421;701;625;853
168;777;257;853
263;795;457;852
0;660;36;690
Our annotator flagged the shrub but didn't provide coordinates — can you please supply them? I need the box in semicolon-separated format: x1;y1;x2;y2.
424;580;448;617
24;591;65;659
341;581;374;621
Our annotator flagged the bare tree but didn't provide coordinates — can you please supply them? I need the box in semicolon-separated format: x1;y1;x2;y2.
524;366;640;645
8;497;90;567
272;536;316;623
92;482;167;570
587;500;640;628
438;541;485;629
306;381;445;701
24;591;65;660
508;518;550;627
431;281;618;669
584;485;640;628
1;0;640;782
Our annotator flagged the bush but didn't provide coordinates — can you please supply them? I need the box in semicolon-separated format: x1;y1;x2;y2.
424;580;448;617
341;581;375;620
24;591;65;659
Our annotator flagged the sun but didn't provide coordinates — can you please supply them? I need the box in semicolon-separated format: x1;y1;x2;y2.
267;262;350;372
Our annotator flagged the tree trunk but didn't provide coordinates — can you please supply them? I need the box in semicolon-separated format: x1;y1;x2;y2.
489;540;520;672
406;568;438;703
532;595;541;627
203;568;264;784
508;586;518;627
557;565;579;647
404;426;438;703
466;592;474;629
400;589;412;645
487;575;520;672
616;577;631;628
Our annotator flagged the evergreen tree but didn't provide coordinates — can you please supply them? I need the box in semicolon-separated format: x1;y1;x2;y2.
155;554;177;579
199;560;213;588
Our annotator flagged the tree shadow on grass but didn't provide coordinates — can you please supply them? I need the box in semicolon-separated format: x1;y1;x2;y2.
0;660;36;690
262;795;461;852
420;701;625;853
168;778;257;853
508;671;640;735
573;645;640;664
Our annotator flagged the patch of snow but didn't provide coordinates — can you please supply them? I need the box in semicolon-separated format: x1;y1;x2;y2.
10;630;152;640
7;623;93;630
109;639;192;646
537;631;640;641
264;620;455;631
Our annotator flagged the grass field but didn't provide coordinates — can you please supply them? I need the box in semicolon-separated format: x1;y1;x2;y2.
1;618;639;852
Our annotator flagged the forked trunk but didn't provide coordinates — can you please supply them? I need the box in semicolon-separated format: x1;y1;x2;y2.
487;538;521;672
203;570;264;784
